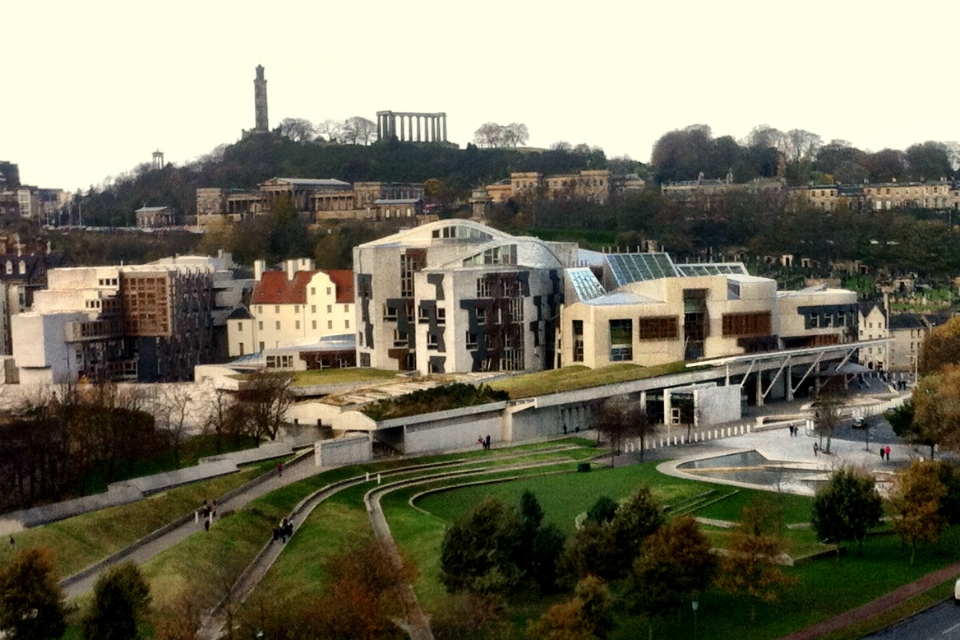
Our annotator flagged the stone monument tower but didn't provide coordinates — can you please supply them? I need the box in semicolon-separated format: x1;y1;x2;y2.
254;65;268;133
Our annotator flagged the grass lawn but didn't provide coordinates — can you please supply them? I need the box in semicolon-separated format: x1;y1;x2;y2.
288;367;399;387
487;362;688;399
0;459;277;580
403;459;960;639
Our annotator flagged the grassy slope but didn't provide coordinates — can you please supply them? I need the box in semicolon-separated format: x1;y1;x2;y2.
487;362;688;399
0;461;277;580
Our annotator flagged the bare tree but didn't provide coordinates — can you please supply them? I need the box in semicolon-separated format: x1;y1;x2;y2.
503;123;529;147
238;370;292;442
154;384;193;468
342;116;377;145
278;117;316;142
473;122;505;148
596;398;655;466
316;119;345;143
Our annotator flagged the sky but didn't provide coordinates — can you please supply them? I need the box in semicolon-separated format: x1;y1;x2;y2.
6;0;960;192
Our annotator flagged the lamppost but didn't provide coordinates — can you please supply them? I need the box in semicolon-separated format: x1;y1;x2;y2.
692;599;699;639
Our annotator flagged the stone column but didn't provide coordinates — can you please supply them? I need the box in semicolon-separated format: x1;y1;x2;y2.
416;116;420;142
377;115;382;140
431;117;437;142
442;114;447;142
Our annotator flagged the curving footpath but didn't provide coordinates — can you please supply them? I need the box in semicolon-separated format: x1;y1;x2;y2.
197;447;580;640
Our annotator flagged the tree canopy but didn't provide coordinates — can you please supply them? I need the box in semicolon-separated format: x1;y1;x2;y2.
811;466;884;554
0;547;67;640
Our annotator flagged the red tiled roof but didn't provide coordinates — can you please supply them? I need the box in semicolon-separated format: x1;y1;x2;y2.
251;271;316;305
251;269;355;305
326;270;355;303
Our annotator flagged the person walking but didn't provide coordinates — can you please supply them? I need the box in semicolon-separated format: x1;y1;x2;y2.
276;462;283;477
813;443;819;457
885;445;891;461
485;435;491;450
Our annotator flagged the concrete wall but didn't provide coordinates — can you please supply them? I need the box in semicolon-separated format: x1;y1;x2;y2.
694;385;741;426
315;433;372;467
404;410;503;454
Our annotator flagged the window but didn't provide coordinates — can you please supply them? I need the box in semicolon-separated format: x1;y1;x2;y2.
394;330;409;347
327;320;333;330
722;312;772;337
437;307;446;324
466;332;478;348
360;353;371;367
237;322;243;331
258;321;264;330
312;320;317;330
258;306;263;314
345;319;350;329
295;320;300;330
274;305;280;314
327;287;331;296
294;305;299;314
327;305;332;314
311;287;316;296
572;320;584;363
343;304;349;312
638;316;678;341
476;307;486;322
383;304;397;321
609;319;633;361
311;305;317;313
275;321;281;330
259;341;265;351
238;343;244;355
427;333;438;348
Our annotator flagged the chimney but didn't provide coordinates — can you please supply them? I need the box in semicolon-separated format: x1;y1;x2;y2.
254;259;266;280
285;259;297;281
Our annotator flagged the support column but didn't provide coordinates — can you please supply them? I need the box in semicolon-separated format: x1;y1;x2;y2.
432;117;438;142
786;364;794;401
756;372;764;408
377;115;382;140
442;114;447;142
416;116;420;142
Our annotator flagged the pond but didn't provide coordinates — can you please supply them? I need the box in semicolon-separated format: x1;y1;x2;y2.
677;450;825;495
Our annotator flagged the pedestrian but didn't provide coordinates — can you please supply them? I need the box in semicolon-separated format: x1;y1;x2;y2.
272;526;279;542
563;425;568;435
8;536;14;550
204;515;211;532
284;518;294;541
277;462;283;477
477;436;483;448
813;443;819;457
885;445;891;461
880;446;885;461
280;517;290;543
485;435;491;450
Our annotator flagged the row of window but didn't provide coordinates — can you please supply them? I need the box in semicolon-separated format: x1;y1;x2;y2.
237;318;350;332
256;302;346;314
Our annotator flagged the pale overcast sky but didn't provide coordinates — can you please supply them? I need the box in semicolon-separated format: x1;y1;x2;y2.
6;0;959;191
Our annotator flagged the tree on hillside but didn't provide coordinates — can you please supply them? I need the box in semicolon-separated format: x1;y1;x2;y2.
889;460;948;566
473;123;506;148
911;365;960;457
596;398;637;467
238;369;292;442
516;491;565;593
278;117;316;142
502;123;529;147
440;496;522;595
0;547;67;640
905;141;953;181
811;466;883;554
526;575;615;640
625;516;716;633
717;497;796;621
82;562;151;640
343;116;377;145
919;315;960;376
610;486;664;559
316;118;344;143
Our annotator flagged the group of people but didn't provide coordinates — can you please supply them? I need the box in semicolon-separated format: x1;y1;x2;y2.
273;517;294;543
879;445;892;461
788;425;800;437
199;499;217;531
477;435;492;450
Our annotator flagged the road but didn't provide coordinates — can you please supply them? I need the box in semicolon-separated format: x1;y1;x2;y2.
864;599;960;639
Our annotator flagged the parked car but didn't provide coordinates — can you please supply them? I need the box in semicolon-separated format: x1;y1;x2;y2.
852;417;866;429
